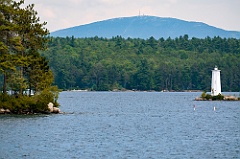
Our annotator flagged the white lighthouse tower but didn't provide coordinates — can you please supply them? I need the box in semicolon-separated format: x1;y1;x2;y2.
211;66;221;96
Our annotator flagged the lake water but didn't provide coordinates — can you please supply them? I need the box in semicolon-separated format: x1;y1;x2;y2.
0;92;239;159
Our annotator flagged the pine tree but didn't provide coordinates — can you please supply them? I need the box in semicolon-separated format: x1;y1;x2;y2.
0;0;59;113
0;0;24;93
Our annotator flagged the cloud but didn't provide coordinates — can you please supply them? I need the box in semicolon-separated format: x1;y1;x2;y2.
35;5;56;19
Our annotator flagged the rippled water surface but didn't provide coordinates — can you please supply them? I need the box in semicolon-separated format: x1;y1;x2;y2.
0;92;240;159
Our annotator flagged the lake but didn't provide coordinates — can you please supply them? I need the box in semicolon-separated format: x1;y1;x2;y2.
0;92;239;159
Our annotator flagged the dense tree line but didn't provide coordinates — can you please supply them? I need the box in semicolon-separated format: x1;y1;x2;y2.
40;35;240;92
0;0;58;114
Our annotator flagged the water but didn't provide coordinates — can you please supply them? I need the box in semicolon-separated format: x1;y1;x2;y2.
0;92;239;159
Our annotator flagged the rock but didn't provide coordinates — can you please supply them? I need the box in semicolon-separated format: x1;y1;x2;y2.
47;102;60;114
5;109;10;113
0;108;5;114
224;96;238;101
195;97;207;101
48;102;54;112
195;97;203;101
0;108;11;114
53;107;60;113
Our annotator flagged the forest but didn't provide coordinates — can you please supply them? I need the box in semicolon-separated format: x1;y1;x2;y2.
40;35;240;92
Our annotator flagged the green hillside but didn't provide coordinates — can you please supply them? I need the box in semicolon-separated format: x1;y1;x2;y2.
42;35;240;91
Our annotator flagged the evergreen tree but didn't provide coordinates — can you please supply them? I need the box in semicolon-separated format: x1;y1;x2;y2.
0;0;24;93
0;0;58;114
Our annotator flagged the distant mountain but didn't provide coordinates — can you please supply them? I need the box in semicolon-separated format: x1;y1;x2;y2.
50;16;240;39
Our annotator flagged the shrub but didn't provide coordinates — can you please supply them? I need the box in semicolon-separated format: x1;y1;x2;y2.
201;91;207;98
212;94;224;100
0;87;60;114
205;94;212;100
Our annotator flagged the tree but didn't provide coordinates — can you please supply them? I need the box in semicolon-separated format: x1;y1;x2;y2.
16;2;49;94
0;0;24;93
0;0;58;114
90;62;107;90
27;55;53;93
134;59;153;90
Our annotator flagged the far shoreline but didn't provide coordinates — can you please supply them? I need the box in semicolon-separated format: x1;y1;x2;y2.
68;89;204;92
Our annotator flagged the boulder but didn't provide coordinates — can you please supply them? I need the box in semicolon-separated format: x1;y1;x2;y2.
53;107;60;113
195;97;203;101
0;108;11;114
5;109;11;113
224;96;238;101
0;108;5;114
47;102;61;113
48;102;54;112
195;97;208;101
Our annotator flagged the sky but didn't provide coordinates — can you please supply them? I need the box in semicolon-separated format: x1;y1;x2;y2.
23;0;240;32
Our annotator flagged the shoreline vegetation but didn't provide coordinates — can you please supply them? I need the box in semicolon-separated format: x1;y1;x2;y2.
195;92;240;101
69;89;203;92
0;0;60;114
43;36;240;92
0;89;60;115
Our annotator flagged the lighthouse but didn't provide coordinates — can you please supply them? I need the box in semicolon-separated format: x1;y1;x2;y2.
211;66;221;96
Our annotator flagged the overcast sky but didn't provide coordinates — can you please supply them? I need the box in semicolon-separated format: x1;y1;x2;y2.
24;0;240;32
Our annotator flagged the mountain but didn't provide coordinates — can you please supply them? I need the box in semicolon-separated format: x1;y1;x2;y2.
50;16;240;39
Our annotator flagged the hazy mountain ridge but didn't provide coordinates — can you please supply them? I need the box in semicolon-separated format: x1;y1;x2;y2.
51;16;240;39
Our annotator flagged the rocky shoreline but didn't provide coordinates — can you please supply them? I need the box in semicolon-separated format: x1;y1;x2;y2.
0;108;11;114
195;95;240;101
47;102;61;113
0;102;61;115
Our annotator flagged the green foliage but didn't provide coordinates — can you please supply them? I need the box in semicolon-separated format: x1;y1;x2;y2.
0;89;59;114
33;89;56;112
212;94;224;100
42;36;240;92
0;0;59;114
201;91;207;98
7;71;28;92
200;92;225;101
205;94;212;100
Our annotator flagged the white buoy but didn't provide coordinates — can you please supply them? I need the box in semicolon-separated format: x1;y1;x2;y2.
213;106;216;111
211;66;221;96
193;105;196;111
